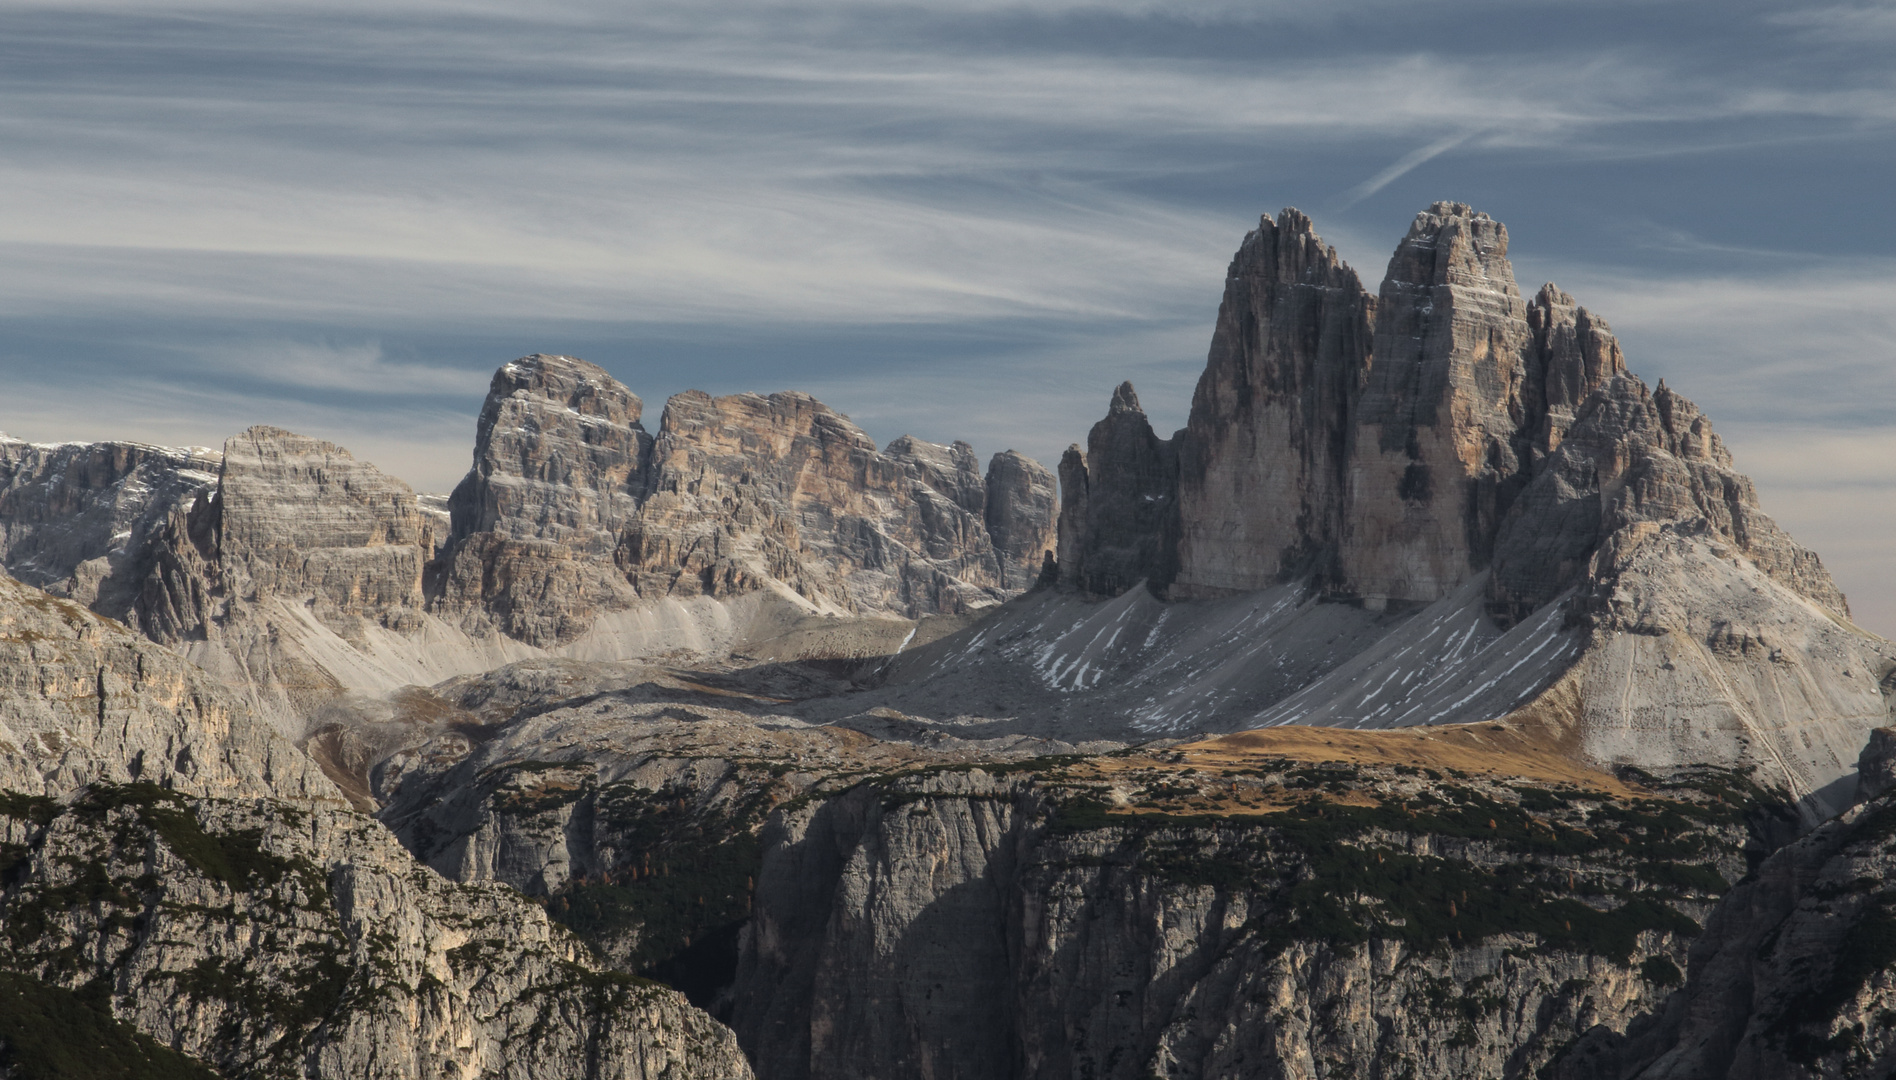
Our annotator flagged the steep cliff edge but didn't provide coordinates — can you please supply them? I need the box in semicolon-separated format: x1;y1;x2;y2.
0;563;753;1080
0;571;336;803
1546;730;1896;1079
0;435;222;615
726;730;1780;1080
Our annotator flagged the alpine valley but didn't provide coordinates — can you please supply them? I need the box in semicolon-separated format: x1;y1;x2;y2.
3;202;1894;1080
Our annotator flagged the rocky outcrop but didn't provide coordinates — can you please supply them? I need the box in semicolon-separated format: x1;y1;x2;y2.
1057;383;1179;596
729;743;1762;1080
1859;728;1896;801
1481;374;1885;816
0;550;752;1080
1170;209;1372;598
983;450;1058;589
433;355;655;646
1028;202;1889;810
370;658;1109;987
128;425;457;724
1548;785;1896;1079
625;390;1007;619
1491;374;1846;621
2;359;1058;722
0;788;752;1080
0;435;221;615
0;571;337;803
437;357;1057;647
1161;204;1631;605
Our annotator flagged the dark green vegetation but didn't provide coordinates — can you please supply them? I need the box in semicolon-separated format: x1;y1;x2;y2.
0;969;221;1080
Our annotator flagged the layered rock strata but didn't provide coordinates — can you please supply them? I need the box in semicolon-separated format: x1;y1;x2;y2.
437;356;1058;646
0;435;221;614
1151;203;1634;605
1;358;1057;723
1038;202;1887;810
131;425;456;724
369;657;1111;983
728;739;1765;1080
0;570;753;1080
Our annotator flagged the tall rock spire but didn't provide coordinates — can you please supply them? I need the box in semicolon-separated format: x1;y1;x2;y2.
1171;208;1371;598
1115;203;1634;607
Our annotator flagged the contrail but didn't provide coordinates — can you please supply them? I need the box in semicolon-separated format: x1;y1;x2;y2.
1335;131;1482;210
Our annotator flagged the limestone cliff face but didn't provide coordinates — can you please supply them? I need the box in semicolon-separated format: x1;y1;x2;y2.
2;357;1057;714
1095;203;1631;606
1549;765;1896;1080
0;572;337;803
0;435;221;616
983;450;1058;590
436;357;1056;646
434;354;654;646
216;425;435;623
0;792;752;1080
1040;200;1883;809
624;389;1007;620
1057;383;1179;596
1171;209;1372;598
0;562;752;1080
125;425;448;723
730;756;1756;1080
1491;373;1844;621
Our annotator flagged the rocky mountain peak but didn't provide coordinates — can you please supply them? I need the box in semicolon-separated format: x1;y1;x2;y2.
431;359;1054;646
1056;383;1179;597
1076;200;1812;621
884;434;986;517
451;353;651;552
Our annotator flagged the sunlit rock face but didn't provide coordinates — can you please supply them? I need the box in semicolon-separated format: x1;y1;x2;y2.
1042;202;1884;815
1164;202;1630;606
431;355;1056;647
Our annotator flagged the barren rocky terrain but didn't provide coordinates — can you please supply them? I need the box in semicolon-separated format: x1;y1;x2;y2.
3;201;1894;1078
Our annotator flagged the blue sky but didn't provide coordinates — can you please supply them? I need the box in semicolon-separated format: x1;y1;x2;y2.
3;0;1894;630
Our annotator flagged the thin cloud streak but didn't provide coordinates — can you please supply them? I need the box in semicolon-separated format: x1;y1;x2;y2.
1335;131;1482;209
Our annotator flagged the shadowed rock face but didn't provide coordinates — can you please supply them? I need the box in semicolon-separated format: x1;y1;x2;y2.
1171;208;1372;598
1491;373;1847;622
0;436;221;616
1057;382;1179;596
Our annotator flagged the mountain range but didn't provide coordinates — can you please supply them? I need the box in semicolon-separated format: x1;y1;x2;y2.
2;201;1893;1080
